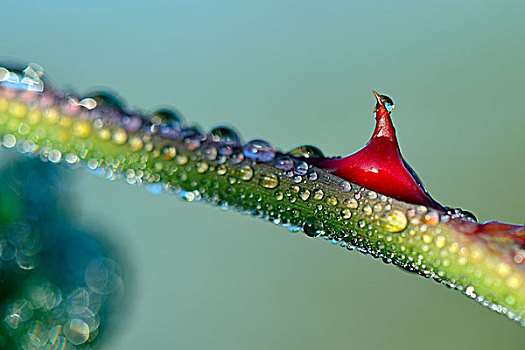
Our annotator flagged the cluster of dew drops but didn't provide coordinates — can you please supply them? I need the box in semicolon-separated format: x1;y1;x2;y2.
3;64;525;327
0;63;363;240
0;63;484;247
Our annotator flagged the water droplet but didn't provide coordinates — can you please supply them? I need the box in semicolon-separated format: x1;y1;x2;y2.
0;63;45;92
367;191;378;200
341;208;352;219
374;94;395;113
90;91;125;110
345;198;358;209
121;115;143;132
274;156;294;171
293;175;303;183
236;164;254;181
196;161;209;173
175;154;188;165
294;161;308;175
259;172;279;189
180;190;196;201
307;171;318;181
434;235;446;248
423;210;440;226
373;203;383;213
209;126;240;146
274;191;284;200
243;139;275;162
303;217;324;237
313;189;324;200
216;164;227;175
380;210;408;233
363;205;372;216
326;196;338;206
230;151;244;164
203;146;218;160
288;145;325;159
151;109;182;137
73;121;92;138
180;127;203;150
340;181;352;192
112;128;128;145
299;189;311;201
162;145;177;160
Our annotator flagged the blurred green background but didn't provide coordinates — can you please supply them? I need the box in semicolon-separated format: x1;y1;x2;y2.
2;0;525;348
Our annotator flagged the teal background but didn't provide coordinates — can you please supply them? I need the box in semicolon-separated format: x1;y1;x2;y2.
2;0;525;348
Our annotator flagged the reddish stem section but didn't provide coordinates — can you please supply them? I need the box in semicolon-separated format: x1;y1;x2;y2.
319;91;441;209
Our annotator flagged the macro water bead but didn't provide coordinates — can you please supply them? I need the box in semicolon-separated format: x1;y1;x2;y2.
0;63;524;327
243;139;276;162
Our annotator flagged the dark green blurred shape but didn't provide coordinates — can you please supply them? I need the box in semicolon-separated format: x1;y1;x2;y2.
0;155;126;349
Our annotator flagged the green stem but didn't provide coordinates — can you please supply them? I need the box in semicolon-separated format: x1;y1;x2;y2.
0;78;524;326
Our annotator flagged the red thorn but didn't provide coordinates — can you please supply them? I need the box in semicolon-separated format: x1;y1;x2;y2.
319;91;442;209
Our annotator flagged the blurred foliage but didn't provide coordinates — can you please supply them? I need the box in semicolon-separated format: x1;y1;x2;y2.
0;155;126;349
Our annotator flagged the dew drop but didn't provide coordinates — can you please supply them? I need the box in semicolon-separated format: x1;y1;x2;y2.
112;128;128;145
216;164;227;175
294;161;308;175
259;172;279;189
274;190;284;200
180;190;195;201
299;189;311;201
209;126;240;146
180;127;203;150
380;210;408;233
274;156;294;171
313;189;324;200
345;198;358;209
326;196;338;206
288;145;325;159
162;145;177;160
90;91;124;110
243;139;276;162
203;146;218;160
175;154;188;165
121;115;143;133
236;164;254;181
307;171;318;181
196;161;209;173
73;122;92;138
341;208;352;219
151;109;182;137
340;181;352;192
374;94;395;114
230;151;245;164
303;217;324;237
373;203;383;213
293;175;303;183
129;137;143;151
